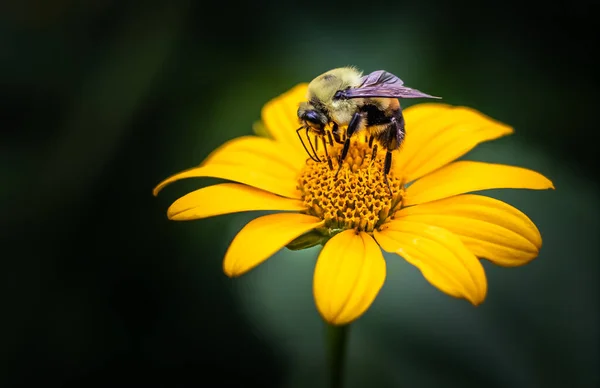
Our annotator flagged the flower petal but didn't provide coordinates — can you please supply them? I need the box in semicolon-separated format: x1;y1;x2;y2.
313;231;386;325
395;105;514;182
261;83;308;155
202;135;305;172
374;221;487;305
393;103;452;171
403;102;453;124
394;103;450;162
153;162;301;199
396;194;542;266
404;161;554;206
167;183;307;221
224;213;323;277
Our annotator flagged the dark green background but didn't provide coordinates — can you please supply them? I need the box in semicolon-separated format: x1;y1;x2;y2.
1;1;597;387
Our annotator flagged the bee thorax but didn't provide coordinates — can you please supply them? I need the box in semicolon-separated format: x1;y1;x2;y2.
329;99;362;125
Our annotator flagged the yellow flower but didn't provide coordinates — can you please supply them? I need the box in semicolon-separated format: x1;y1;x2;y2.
154;84;554;326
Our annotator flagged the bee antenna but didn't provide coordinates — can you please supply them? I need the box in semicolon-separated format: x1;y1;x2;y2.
296;126;321;162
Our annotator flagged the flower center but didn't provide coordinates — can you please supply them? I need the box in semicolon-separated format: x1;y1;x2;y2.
298;140;404;234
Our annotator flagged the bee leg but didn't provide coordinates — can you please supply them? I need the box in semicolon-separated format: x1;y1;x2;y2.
326;129;334;146
335;112;362;178
370;144;378;162
384;150;393;196
322;136;334;170
331;123;344;144
296;126;320;162
314;134;319;151
380;112;404;196
368;135;374;148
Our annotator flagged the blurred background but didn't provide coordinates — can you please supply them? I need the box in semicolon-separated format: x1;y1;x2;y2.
1;0;598;387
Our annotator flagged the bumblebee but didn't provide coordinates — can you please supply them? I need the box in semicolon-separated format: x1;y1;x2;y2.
297;67;440;193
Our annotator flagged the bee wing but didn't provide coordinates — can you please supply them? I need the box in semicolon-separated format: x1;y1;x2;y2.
339;70;441;99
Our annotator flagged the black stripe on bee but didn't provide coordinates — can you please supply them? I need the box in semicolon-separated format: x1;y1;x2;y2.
360;104;393;126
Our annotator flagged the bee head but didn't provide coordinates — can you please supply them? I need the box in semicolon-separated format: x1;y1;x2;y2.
298;101;328;132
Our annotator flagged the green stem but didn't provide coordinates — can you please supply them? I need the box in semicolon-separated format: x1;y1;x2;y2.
326;323;350;388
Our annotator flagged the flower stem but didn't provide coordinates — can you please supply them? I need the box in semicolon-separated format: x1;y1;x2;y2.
326;323;350;388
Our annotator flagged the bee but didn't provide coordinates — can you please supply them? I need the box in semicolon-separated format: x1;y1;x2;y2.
296;67;440;194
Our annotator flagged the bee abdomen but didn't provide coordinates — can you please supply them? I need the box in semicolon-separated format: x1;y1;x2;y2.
374;108;405;151
361;104;392;126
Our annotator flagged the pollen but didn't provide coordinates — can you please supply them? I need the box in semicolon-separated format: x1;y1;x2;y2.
298;141;404;233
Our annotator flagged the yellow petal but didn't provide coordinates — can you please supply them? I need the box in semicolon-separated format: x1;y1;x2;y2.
313;231;386;325
403;103;453;124
224;213;323;277
396;194;542;266
167;183;307;221
393;103;452;170
396;106;514;182
261;83;308;155
252;120;272;139
201;135;305;172
153;162;301;199
374;221;487;305
405;161;554;206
